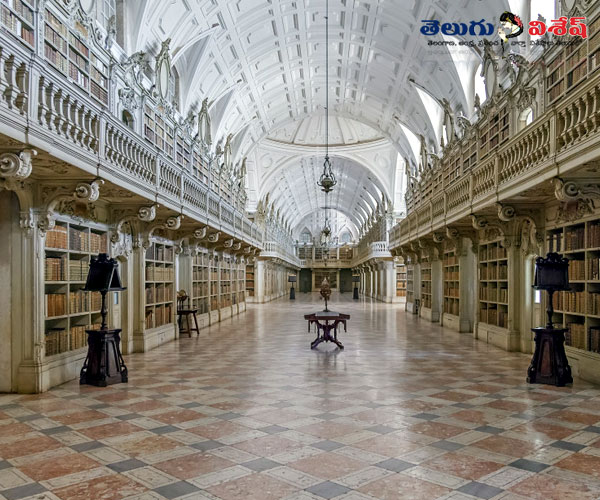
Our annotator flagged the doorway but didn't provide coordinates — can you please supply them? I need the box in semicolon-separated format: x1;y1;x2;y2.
339;269;353;293
299;269;312;293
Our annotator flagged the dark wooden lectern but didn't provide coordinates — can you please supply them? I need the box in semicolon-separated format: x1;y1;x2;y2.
80;253;128;387
527;252;573;387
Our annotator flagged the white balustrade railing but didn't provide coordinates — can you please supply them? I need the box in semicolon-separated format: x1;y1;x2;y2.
0;35;273;251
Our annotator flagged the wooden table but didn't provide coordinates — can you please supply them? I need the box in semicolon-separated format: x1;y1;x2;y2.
304;311;350;350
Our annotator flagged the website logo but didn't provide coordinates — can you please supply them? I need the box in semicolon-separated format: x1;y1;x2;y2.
420;14;588;40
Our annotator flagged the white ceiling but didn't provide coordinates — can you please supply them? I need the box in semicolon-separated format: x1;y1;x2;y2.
127;0;510;233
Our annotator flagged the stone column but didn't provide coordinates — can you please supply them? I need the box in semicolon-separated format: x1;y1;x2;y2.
383;260;395;303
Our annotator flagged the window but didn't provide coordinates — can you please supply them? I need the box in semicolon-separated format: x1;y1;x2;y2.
95;0;116;30
122;110;134;130
519;107;534;130
340;231;352;244
300;231;312;243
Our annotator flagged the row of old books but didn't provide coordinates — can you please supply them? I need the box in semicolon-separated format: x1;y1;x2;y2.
444;271;459;280
568;259;586;281
155;304;172;327
69;290;89;314
69;227;88;252
588;292;600;316
589;223;600;248
444;299;459;315
145;265;174;282
590;257;600;281
193;283;209;297
444;284;459;298
45;293;66;317
480;265;508;280
566;323;586;350
45;255;67;281
193;269;208;280
565;226;585;251
479;245;507;261
46;225;68;249
45;323;100;356
69;259;88;281
443;255;458;266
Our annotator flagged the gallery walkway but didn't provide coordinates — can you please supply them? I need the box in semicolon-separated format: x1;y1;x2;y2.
1;294;600;500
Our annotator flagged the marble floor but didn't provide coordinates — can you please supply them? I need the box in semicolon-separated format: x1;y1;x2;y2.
2;294;600;500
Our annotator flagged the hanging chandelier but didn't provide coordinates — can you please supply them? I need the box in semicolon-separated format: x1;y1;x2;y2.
317;0;336;194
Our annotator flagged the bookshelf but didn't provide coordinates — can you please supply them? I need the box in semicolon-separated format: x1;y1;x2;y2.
144;242;174;330
193;150;209;185
237;262;245;305
43;7;109;105
547;217;600;353
144;105;174;157
44;221;107;357
443;247;460;317
478;240;509;329
210;254;218;311
220;256;232;308
396;263;407;298
192;251;209;315
406;265;414;306
1;0;35;47
246;263;255;297
421;258;432;309
478;104;509;158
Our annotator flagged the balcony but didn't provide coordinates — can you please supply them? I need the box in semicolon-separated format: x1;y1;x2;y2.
0;30;269;249
390;35;600;251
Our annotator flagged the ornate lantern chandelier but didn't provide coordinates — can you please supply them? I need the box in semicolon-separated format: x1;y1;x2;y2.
317;0;336;194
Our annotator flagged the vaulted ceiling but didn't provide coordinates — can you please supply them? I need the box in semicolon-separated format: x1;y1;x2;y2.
127;0;510;234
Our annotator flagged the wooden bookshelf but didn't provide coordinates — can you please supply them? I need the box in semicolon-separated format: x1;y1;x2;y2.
43;6;109;105
443;246;460;317
543;14;600;106
220;256;232;308
210;254;218;311
547;217;600;352
406;265;414;305
192;251;209;315
396;263;407;297
237;262;245;304
1;0;35;47
246;263;255;297
421;258;432;309
144;242;174;330
478;240;509;329
193;150;209;185
144;105;174;157
44;220;107;357
479;104;509;158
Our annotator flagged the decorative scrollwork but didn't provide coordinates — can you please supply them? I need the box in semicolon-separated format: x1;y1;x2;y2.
138;204;158;222
0;149;37;180
496;203;516;222
165;215;183;230
75;179;104;202
208;232;220;243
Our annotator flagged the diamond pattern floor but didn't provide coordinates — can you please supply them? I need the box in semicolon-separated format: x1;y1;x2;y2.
2;293;600;500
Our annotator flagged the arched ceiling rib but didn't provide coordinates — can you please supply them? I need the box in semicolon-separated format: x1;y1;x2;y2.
261;156;386;231
134;0;510;156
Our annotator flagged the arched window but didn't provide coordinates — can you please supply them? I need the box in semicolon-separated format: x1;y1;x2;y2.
300;230;312;244
95;0;116;30
519;107;534;130
122;110;134;130
340;231;352;244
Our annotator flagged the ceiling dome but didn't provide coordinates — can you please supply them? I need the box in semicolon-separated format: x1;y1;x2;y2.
266;114;383;147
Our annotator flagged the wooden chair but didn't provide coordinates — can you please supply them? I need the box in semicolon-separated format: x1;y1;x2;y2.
176;290;200;337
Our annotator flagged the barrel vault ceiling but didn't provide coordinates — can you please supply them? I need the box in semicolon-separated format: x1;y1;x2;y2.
127;0;510;232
